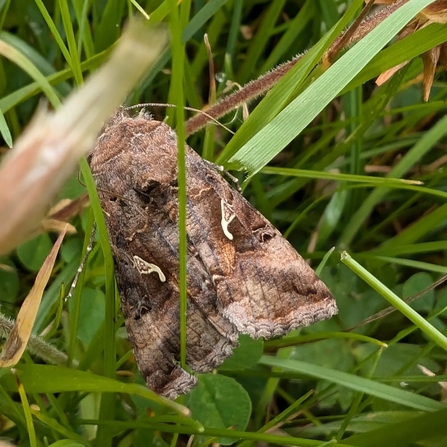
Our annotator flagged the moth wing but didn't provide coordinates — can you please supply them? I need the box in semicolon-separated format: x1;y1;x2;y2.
112;247;239;399
185;150;338;339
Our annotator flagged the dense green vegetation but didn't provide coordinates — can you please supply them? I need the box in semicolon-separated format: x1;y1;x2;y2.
1;0;447;446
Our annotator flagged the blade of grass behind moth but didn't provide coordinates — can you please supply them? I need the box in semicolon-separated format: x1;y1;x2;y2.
238;391;314;447
0;228;67;368
34;0;71;66
339;108;447;247
79;158;117;446
0;38;60;107
14;371;38;447
259;355;444;412
58;0;83;85
0;107;12;147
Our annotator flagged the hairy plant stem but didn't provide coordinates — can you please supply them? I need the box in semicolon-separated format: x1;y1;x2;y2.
185;0;408;136
0;313;70;366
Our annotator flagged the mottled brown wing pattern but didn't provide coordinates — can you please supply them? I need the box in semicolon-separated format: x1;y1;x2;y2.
184;147;337;338
89;109;337;399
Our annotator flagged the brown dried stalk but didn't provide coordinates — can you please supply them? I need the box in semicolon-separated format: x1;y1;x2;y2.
185;0;408;136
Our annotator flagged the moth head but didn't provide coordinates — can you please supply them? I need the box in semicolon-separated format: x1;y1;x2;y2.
88;108;180;194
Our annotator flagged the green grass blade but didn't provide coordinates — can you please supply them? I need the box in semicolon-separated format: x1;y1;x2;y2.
339;111;447;246
341;252;447;351
9;364;189;414
227;0;436;176
343;407;447;446
259;356;444;412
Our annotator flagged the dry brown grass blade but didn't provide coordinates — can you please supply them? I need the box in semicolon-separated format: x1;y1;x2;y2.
373;0;447;100
0;228;67;367
0;21;168;255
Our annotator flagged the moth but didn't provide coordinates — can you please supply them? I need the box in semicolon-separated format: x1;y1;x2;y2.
89;108;337;400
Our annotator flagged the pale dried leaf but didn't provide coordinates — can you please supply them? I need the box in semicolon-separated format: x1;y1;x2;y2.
376;61;409;85
421;45;441;100
41;219;77;235
0;228;66;367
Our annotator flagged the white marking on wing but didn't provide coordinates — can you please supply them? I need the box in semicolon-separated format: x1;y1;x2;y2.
133;255;166;282
220;200;235;240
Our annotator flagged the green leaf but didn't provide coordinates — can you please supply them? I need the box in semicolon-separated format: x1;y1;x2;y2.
69;287;105;346
133;429;169;447
402;272;434;312
219;335;263;371
0;258;19;302
16;233;53;272
187;374;252;445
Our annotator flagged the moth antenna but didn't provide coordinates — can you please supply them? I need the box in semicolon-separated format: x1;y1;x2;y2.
124;103;234;135
203;159;241;191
